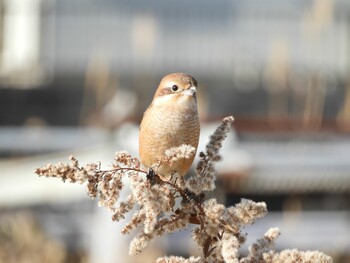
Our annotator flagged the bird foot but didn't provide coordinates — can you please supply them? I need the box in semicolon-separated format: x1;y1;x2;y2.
182;188;205;204
146;168;162;185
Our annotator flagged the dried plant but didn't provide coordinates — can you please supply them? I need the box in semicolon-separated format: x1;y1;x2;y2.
0;212;67;263
35;116;332;263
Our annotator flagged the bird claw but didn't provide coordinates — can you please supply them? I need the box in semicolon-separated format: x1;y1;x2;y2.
146;168;165;185
182;188;205;204
146;168;157;184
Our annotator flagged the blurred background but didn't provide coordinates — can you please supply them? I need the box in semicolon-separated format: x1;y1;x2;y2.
0;0;350;262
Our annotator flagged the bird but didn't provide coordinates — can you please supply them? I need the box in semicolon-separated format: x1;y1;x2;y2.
139;73;200;178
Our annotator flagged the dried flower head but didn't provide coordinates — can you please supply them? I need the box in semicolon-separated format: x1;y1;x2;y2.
187;116;234;194
35;116;332;262
163;145;196;166
156;256;202;263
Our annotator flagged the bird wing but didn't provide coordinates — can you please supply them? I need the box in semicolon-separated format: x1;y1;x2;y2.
139;103;153;131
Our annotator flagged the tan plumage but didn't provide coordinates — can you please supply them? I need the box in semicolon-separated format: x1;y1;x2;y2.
139;73;200;177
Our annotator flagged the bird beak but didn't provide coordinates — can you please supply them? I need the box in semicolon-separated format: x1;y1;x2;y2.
184;86;197;96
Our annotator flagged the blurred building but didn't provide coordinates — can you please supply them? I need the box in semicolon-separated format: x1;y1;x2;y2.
0;0;349;126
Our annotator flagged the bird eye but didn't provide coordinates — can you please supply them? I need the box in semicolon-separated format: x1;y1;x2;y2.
171;85;179;92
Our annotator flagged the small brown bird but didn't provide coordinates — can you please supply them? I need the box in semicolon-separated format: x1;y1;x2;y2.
139;73;200;177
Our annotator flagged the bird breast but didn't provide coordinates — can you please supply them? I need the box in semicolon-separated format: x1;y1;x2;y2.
139;95;200;176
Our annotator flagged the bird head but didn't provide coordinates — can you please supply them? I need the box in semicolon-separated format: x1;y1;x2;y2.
152;73;198;106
